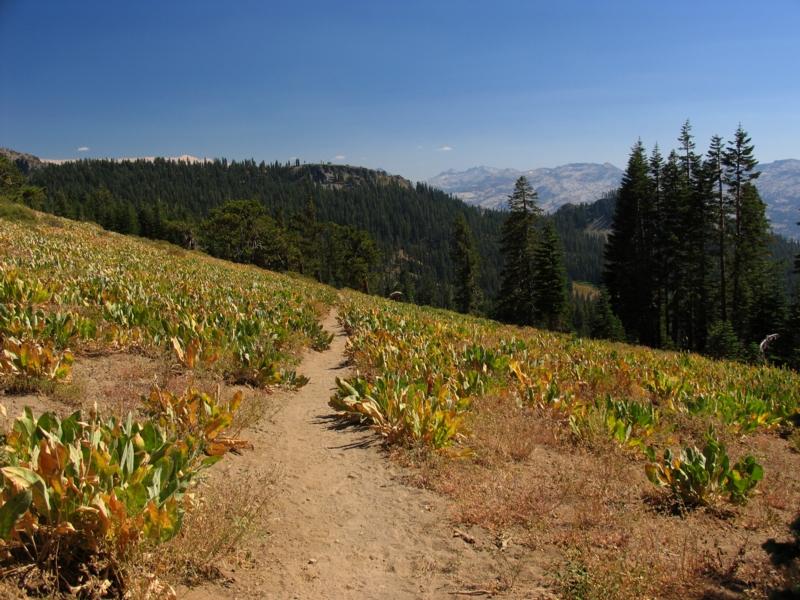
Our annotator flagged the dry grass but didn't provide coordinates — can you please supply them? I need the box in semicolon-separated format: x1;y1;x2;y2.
0;579;37;599
572;281;601;300
400;389;800;599
789;428;800;454
126;468;277;596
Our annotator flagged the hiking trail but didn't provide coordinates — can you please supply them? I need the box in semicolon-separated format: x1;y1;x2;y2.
184;310;533;600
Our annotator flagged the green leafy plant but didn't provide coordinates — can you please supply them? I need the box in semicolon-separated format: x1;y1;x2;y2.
645;433;764;507
329;375;469;449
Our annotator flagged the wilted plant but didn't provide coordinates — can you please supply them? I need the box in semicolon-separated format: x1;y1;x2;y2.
0;336;74;391
330;375;468;448
0;386;249;594
144;385;252;455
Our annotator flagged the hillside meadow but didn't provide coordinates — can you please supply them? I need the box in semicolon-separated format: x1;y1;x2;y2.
0;210;335;595
0;208;798;598
330;293;800;597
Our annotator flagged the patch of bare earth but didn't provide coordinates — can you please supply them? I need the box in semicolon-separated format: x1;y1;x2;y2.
1;352;164;427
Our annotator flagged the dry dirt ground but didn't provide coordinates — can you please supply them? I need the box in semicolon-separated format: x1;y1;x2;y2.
181;312;552;600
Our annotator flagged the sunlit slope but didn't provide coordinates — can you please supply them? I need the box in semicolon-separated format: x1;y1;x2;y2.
329;291;800;596
0;214;337;389
332;290;799;499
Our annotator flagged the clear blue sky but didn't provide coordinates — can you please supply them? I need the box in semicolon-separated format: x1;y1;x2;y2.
1;0;798;181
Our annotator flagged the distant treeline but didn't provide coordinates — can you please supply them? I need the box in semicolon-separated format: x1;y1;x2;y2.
27;158;502;306
23;157;615;304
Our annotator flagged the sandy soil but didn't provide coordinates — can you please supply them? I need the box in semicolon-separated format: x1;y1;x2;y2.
182;312;550;600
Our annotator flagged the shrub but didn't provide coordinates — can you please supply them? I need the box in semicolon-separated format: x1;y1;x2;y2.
706;320;742;361
0;336;74;392
0;200;37;223
329;375;469;449
645;433;763;507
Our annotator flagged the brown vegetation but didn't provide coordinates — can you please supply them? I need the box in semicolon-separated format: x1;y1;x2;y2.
401;391;800;598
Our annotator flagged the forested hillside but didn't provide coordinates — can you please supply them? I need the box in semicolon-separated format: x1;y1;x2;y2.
26;158;505;306
11;155;645;289
20;156;613;303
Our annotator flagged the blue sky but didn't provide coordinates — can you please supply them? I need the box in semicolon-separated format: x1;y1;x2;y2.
1;0;798;181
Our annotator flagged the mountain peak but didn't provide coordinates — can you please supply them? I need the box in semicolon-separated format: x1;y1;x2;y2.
429;162;623;212
429;160;800;239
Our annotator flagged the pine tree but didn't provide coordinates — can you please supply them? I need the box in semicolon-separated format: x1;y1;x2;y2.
706;320;743;360
674;120;712;350
451;214;481;314
658;151;685;346
723;125;760;334
532;221;569;330
706;134;731;321
776;294;800;370
774;206;800;368
648;145;666;344
604;141;656;343
735;183;771;340
795;212;800;275
290;197;322;278
496;176;541;325
678;120;696;180
589;290;626;341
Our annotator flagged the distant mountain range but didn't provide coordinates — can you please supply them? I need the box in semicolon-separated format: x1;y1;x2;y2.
429;163;624;213
759;160;800;240
430;160;800;240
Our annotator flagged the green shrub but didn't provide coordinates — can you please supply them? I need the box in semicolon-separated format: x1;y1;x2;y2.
706;320;742;361
645;433;763;506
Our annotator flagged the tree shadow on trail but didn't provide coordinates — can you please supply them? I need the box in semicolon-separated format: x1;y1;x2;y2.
329;358;350;371
763;515;800;599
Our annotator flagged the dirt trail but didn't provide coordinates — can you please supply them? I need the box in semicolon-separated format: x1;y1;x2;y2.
184;311;535;599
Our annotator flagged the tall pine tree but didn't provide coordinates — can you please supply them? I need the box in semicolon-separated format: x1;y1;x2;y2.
604;141;657;344
670;120;712;351
723;125;760;336
736;183;772;343
451;214;481;314
496;176;541;325
706;134;731;322
532;221;569;330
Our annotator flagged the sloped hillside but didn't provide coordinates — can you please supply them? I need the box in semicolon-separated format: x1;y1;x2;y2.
0;209;337;595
